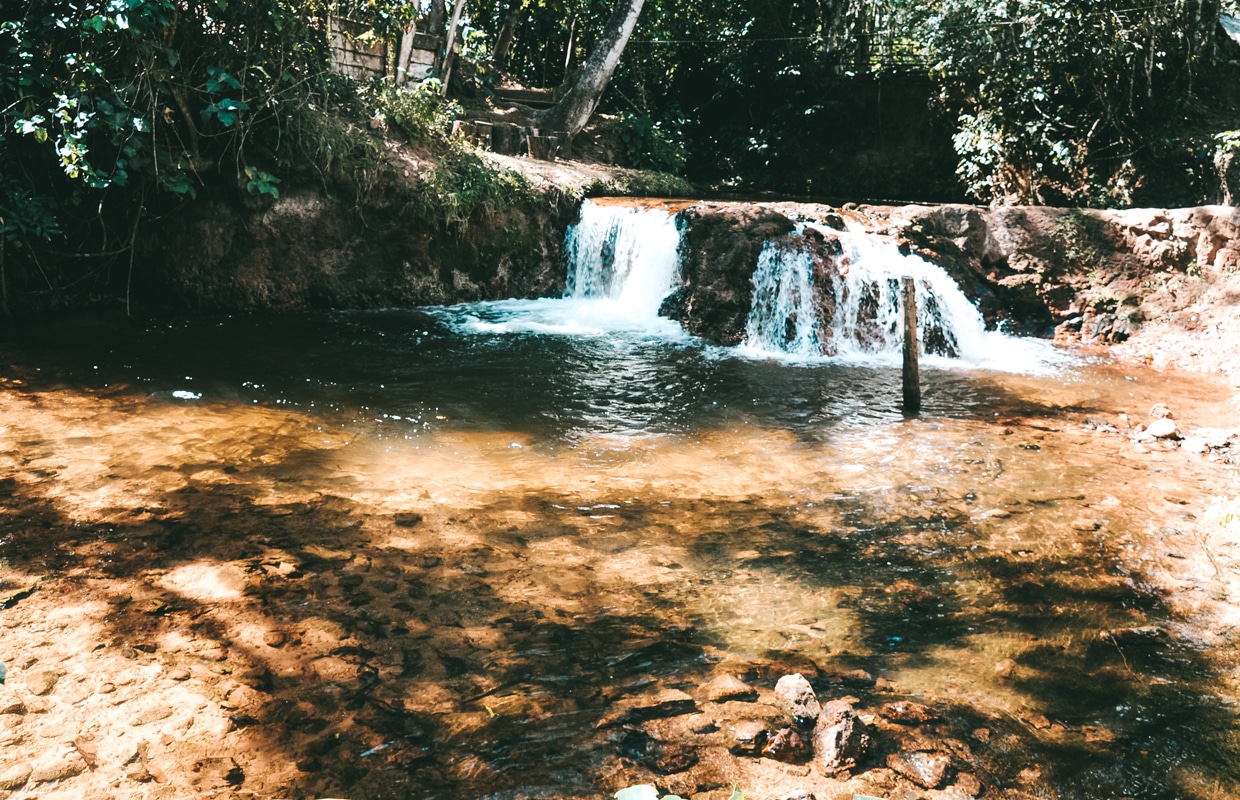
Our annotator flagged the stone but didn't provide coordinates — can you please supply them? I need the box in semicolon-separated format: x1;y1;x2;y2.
761;727;811;763
0;762;32;790
0;699;27;715
700;674;758;703
595;689;697;728
780;792;816;800
774;673;821;725
728;719;771;755
887;751;951;789
168;668;191;681
813;700;871;776
26;670;60;697
1149;403;1172;419
1070;518;1100;531
879;701;939;724
954;773;983;797
132;704;175;725
994;658;1018;680
1021;712;1051;730
1146;418;1179;439
29;755;86;783
1181;437;1209;454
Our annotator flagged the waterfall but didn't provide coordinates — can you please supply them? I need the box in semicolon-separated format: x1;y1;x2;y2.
564;200;682;319
744;236;825;357
740;226;1062;372
428;199;685;337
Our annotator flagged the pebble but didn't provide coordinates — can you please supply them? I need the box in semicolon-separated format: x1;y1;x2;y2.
29;755;86;783
263;631;288;648
1070;518;1100;531
168;668;191;681
993;659;1018;680
26;671;60;697
0;762;32;790
1146;418;1178;439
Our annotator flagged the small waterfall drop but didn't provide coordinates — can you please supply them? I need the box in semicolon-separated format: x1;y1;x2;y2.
741;226;1065;372
744;236;824;357
429;199;685;338
564;199;682;319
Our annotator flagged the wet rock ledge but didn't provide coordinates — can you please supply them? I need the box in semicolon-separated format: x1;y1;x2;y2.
662;201;1240;366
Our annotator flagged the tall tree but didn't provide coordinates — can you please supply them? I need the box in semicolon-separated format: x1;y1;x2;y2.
534;0;645;137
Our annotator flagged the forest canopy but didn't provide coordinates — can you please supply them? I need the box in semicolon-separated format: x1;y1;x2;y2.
2;0;1238;282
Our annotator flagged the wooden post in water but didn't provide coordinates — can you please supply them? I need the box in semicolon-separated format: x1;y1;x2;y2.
902;276;921;415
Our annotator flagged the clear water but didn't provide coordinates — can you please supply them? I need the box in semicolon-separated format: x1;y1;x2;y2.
0;202;1237;800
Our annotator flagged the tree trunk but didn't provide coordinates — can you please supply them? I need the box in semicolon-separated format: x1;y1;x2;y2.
440;0;469;95
493;0;526;71
534;0;645;138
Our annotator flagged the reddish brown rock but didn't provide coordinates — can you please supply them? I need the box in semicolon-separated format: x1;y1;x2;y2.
812;700;871;776
887;751;951;789
761;727;811;763
878;701;939;724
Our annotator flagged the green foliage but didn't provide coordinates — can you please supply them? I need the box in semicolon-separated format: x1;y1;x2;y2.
618;113;688;174
0;0;332;254
369;79;460;144
924;0;1214;205
413;143;538;226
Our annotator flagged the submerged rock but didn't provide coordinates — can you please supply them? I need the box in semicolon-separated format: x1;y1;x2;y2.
761;727;811;763
878;701;939;725
699;673;758;704
729;719;772;755
812;699;871;776
887;751;951;789
595;689;698;728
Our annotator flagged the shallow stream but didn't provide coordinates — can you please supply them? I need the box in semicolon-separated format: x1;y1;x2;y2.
1;201;1239;800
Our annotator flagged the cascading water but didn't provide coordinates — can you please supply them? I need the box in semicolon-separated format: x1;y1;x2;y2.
430;199;685;337
430;197;1064;373
564;200;682;318
740;225;1066;372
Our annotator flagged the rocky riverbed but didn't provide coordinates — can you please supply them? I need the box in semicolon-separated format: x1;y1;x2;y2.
1;327;1239;799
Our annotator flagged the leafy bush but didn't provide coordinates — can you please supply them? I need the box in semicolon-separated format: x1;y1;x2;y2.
368;78;461;144
618;113;689;175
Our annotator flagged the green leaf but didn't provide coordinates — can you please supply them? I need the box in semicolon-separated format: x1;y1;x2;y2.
206;67;242;93
614;787;659;800
727;784;747;800
159;173;197;199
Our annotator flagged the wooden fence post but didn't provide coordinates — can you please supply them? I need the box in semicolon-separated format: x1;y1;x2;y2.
902;276;920;415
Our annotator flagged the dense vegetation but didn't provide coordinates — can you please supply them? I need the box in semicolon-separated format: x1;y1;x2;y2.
2;0;1238;312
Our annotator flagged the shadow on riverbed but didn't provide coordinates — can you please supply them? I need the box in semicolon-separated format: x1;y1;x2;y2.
2;415;1236;800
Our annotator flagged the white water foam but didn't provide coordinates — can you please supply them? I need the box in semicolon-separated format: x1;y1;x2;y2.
739;226;1074;374
430;199;686;339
